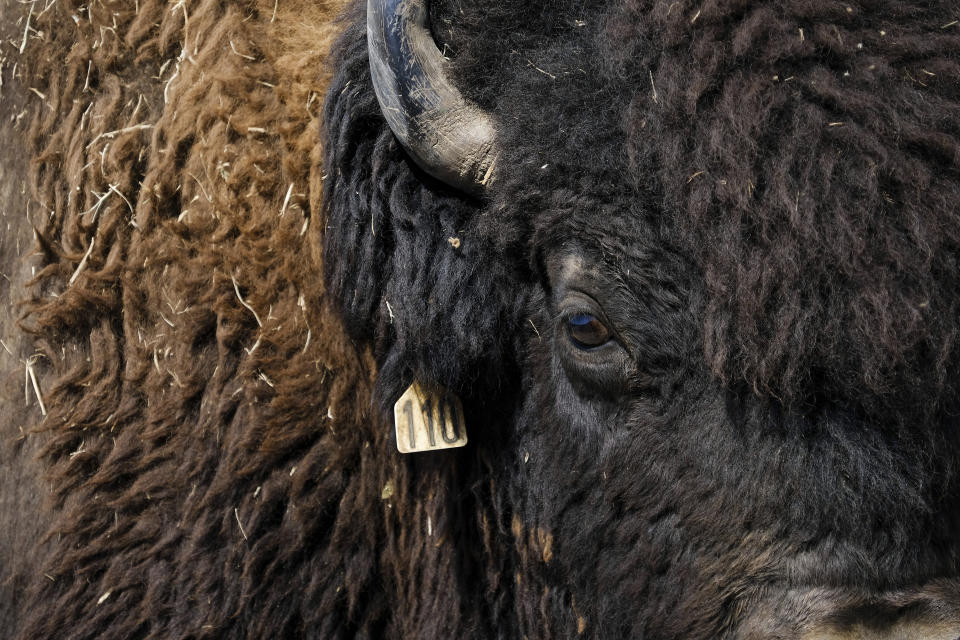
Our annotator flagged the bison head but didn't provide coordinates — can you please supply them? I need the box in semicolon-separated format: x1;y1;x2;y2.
323;0;960;636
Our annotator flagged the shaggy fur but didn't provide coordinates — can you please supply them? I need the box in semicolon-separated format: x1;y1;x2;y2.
2;0;960;638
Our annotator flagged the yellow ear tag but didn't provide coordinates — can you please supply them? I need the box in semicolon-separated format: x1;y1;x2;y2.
393;381;468;454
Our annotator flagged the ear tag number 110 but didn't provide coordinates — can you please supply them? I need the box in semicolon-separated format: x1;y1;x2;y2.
393;382;468;454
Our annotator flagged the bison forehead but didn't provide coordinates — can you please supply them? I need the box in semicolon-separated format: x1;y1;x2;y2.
436;0;960;419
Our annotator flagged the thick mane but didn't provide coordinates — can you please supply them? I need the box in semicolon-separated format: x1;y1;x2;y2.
4;1;538;637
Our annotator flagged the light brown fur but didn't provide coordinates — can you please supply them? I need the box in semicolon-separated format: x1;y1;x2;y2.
0;1;392;637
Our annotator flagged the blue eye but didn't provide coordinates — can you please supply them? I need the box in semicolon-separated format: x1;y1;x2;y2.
566;313;612;349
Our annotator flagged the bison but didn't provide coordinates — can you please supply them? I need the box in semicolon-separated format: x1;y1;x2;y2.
2;0;960;638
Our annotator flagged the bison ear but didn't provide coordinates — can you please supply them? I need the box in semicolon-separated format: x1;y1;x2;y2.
322;9;520;412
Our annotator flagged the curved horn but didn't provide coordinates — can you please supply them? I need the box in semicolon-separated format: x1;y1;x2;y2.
367;0;497;194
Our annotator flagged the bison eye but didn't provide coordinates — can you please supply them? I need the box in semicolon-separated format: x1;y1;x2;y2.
554;292;631;396
566;313;612;349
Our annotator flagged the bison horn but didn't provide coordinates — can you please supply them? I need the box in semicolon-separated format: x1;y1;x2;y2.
367;0;497;194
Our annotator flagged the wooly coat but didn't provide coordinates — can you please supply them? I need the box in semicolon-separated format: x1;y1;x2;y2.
0;0;386;637
0;0;958;639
